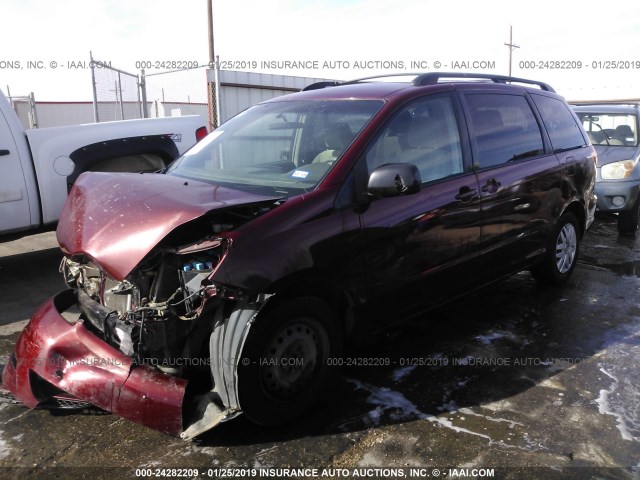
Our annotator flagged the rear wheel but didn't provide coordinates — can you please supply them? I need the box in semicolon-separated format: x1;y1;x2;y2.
531;213;579;284
237;297;342;426
618;195;640;235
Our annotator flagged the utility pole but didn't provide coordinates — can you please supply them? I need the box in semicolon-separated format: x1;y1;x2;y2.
207;0;218;130
504;25;520;76
207;0;214;64
90;51;99;122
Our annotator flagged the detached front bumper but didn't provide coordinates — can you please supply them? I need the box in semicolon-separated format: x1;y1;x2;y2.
1;289;187;436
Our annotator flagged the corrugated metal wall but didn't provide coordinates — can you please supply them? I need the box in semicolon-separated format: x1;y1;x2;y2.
210;70;334;123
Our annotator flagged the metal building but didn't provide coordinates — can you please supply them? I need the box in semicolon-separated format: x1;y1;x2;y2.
210;70;334;124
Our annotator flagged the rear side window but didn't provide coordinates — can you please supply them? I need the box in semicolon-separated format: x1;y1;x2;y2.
531;94;586;152
466;94;544;169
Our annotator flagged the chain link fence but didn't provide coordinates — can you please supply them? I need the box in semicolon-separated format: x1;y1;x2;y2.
89;54;329;130
90;53;209;125
91;53;143;122
142;66;209;122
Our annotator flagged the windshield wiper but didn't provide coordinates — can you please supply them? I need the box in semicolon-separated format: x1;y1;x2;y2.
223;182;299;196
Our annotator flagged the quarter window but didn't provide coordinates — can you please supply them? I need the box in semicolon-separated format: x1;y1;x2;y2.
466;94;544;169
531;94;586;151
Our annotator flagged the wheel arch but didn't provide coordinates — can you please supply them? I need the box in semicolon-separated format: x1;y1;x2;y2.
260;269;356;341
561;199;587;239
67;134;179;189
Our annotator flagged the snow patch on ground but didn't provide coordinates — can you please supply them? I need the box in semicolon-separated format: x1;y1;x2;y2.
347;379;553;453
391;365;417;382
596;367;635;442
475;332;508;345
595;323;640;443
457;407;524;429
358;452;381;467
0;429;21;460
350;379;427;424
0;435;9;460
348;379;493;443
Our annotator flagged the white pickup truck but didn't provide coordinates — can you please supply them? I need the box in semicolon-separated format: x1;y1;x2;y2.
0;89;206;236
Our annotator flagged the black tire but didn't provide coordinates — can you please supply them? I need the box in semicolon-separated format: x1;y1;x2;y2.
618;196;640;235
531;213;580;285
237;297;342;426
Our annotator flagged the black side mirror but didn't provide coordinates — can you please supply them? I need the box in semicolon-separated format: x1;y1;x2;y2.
367;163;422;198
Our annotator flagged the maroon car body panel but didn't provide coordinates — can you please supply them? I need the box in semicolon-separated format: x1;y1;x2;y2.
2;290;187;435
56;172;279;280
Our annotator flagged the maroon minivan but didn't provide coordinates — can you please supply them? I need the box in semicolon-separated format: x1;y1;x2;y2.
2;73;596;438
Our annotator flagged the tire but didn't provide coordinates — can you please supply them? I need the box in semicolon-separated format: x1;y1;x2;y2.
90;153;166;173
618;196;640;235
531;213;579;285
237;297;342;426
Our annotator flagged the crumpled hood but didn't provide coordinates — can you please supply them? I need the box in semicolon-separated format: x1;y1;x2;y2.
593;145;639;166
57;172;279;280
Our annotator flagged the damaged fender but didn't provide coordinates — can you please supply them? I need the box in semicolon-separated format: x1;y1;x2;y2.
180;294;271;440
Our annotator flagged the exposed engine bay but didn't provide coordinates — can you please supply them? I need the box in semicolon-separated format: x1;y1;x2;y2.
62;240;222;373
60;204;273;373
54;202;280;438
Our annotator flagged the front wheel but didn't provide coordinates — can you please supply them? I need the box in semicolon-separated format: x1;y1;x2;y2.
237;297;342;426
531;213;579;285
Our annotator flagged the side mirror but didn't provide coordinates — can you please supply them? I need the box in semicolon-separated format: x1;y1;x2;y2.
367;163;422;198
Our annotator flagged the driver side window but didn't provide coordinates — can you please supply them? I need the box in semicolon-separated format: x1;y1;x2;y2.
366;95;464;183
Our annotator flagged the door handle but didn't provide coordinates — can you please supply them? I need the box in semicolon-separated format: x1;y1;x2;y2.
480;178;501;194
455;186;478;203
0;150;9;156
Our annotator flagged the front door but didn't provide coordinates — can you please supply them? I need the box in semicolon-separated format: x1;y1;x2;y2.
357;94;483;323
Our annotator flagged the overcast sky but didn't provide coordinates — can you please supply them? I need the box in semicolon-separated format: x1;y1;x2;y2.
3;0;640;102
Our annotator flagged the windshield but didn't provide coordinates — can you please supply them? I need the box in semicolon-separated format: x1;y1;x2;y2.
167;99;383;196
577;112;639;147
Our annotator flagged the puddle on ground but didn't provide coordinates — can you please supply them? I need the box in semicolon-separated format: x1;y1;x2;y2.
602;261;640;278
579;259;640;277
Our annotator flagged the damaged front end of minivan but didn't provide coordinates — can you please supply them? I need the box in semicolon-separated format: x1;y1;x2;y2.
1;171;283;439
2;95;382;438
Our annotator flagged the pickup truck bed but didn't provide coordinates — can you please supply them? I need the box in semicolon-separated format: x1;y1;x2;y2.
0;89;206;235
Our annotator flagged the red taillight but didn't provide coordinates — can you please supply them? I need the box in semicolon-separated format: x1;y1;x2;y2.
195;126;208;142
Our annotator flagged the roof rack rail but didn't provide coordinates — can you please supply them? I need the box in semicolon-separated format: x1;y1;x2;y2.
570;100;640;107
302;74;422;91
411;73;555;92
301;81;343;91
341;72;426;85
301;72;556;92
